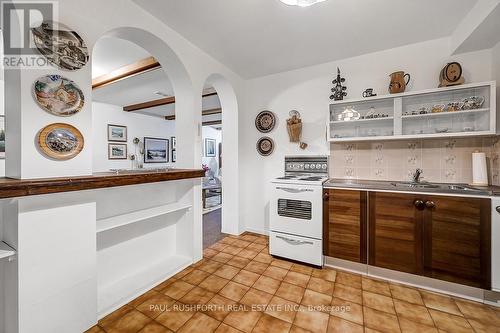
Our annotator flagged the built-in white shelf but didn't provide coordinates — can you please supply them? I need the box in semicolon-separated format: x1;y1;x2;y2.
330;117;394;124
401;108;489;120
98;254;191;317
0;241;16;260
97;202;191;233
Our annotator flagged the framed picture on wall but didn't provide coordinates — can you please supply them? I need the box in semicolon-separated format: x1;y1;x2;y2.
171;136;176;149
144;137;169;163
108;124;127;142
172;149;176;163
205;138;216;157
108;143;127;160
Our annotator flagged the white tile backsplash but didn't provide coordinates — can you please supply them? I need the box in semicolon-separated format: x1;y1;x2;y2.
330;137;500;185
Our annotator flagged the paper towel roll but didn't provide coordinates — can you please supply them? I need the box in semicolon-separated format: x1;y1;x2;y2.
471;151;488;186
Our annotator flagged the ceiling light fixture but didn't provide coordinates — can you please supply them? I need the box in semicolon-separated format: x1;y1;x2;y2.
280;0;326;7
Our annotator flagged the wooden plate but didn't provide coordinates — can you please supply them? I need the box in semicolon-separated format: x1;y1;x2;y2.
255;110;276;133
256;137;274;156
34;75;84;116
37;123;84;160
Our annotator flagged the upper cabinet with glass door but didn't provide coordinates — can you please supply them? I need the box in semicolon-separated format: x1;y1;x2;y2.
328;81;496;142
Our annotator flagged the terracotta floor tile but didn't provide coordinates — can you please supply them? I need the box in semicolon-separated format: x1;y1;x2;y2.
182;269;211;285
335;271;362;289
214;323;244;333
103;309;152;333
253;253;273;264
155;303;195;331
271;259;294;270
330;297;363;325
265;296;299;323
362;277;391;297
333;283;362;304
263;266;289;280
275;282;305;303
307;277;334;296
211;242;229;252
253;313;292;333
154;279;177;293
244;261;269;274
214;265;241;280
293;306;329;333
163;281;196;300
198;260;223;274
136;294;176;319
394;299;434;326
253;238;268;245
177;312;220;333
301;289;332;310
240;288;273;308
232;270;261;287
420;290;462;316
467;318;500;333
212;252;234;264
289;325;312;333
204;248;219;258
363;290;395;314
241;234;259;242
246;243;266;252
173;267;194;279
363;307;401;333
237;249;259;260
290;263;313;275
219;281;251;302
428;309;474;333
398;318;438;333
253;275;281;294
389;284;424;305
199;275;230;293
283;271;310;288
311;268;337;282
130;290;160;308
99;305;135;327
327;316;364;333
455;298;499;324
203;295;237;321
180;286;215;305
85;326;106;333
223;308;262;333
232;240;252;248
138;322;173;333
260;246;269;253
219;237;237;245
221;245;244;255
226;256;251;269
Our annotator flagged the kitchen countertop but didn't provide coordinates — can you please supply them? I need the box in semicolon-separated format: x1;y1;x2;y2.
323;178;500;196
0;169;205;199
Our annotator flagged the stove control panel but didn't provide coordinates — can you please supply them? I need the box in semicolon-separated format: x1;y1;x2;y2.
284;156;328;174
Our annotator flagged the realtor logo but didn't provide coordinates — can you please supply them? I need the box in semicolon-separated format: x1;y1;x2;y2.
1;1;58;68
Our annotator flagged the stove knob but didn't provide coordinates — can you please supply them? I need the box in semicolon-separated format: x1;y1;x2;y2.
316;164;321;169
322;164;327;169
305;164;310;169
310;164;315;169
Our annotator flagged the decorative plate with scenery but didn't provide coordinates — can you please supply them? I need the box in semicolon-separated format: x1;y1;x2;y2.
256;137;275;156
37;123;84;160
31;21;89;71
255;110;276;133
34;75;84;116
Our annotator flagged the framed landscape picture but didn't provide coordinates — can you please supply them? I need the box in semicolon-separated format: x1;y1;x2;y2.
108;124;127;142
144;137;169;163
205;138;216;157
108;143;127;160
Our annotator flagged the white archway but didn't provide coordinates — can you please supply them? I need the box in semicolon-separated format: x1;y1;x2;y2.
202;74;240;235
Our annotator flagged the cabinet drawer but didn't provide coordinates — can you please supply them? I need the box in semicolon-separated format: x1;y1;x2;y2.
269;231;322;266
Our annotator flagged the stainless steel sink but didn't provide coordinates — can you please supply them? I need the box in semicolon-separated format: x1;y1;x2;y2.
390;182;440;189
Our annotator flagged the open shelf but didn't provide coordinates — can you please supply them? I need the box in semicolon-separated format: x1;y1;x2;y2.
0;241;16;260
97;202;192;233
330;117;393;124
98;254;191;317
402;108;489;119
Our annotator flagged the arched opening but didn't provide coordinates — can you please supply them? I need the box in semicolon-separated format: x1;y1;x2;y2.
202;74;240;239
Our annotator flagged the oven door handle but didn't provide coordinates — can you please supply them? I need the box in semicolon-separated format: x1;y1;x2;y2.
276;235;313;245
276;187;313;193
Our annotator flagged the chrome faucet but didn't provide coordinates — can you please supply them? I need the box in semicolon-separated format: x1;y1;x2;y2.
412;168;423;183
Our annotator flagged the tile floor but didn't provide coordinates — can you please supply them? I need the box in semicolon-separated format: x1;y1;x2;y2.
87;232;500;333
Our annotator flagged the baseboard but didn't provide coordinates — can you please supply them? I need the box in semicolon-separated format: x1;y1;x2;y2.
245;227;269;236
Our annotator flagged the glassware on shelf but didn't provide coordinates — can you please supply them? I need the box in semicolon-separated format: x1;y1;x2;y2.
337;106;360;121
462;96;485;110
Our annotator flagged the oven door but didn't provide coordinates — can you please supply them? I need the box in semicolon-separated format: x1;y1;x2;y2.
269;183;322;239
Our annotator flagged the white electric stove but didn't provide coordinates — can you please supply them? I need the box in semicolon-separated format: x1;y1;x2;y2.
269;156;328;266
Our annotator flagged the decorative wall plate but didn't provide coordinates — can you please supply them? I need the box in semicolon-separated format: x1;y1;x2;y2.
255;110;276;133
37;123;84;160
31;21;89;71
34;75;84;116
256;137;275;156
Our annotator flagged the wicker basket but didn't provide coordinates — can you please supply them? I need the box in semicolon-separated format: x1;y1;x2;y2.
287;116;302;142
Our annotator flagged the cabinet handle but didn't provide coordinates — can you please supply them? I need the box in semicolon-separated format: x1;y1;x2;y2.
323;192;329;200
414;199;425;210
425;200;435;209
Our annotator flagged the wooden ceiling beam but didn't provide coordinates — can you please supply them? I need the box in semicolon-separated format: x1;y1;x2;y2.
125;91;218;112
164;108;222;121
202;120;222;126
92;56;160;89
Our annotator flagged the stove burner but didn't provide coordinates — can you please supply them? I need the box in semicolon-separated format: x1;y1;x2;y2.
276;176;297;180
299;176;324;181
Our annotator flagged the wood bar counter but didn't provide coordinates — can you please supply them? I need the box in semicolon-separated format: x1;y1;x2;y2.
0;169;205;199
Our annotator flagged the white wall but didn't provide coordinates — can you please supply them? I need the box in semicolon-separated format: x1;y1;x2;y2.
202;126;222;175
240;37;495;235
92;102;175;172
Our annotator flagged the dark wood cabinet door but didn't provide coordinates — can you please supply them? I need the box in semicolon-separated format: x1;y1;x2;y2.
369;192;424;274
323;189;367;263
423;196;491;289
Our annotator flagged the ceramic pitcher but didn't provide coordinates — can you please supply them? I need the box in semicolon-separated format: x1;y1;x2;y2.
389;71;411;94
